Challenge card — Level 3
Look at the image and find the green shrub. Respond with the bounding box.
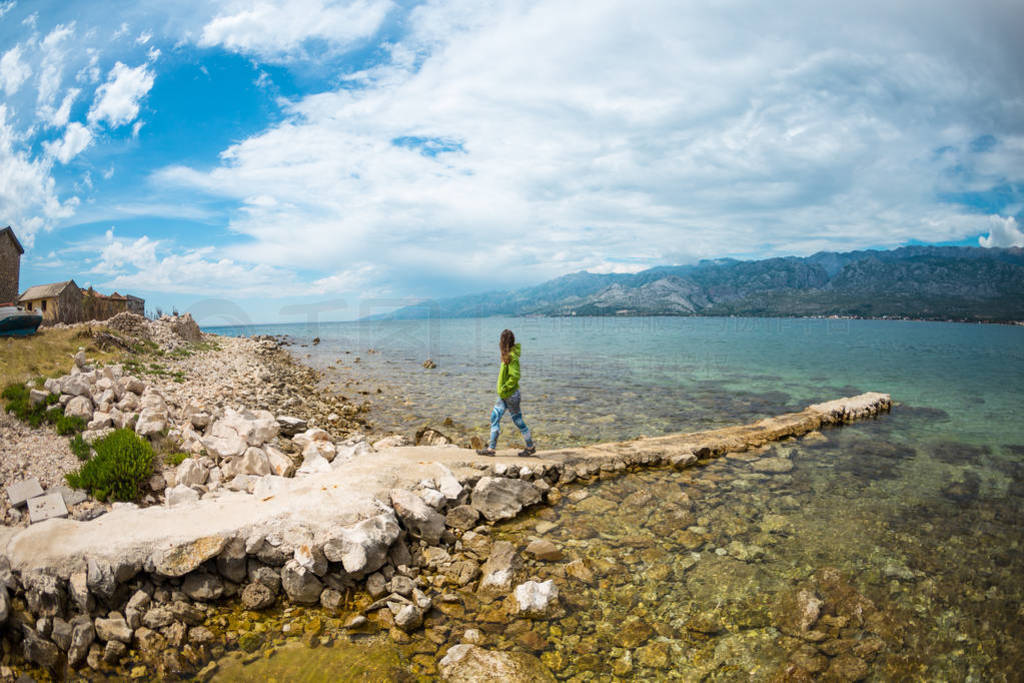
[1,383,28,402]
[69,434,92,461]
[55,414,86,436]
[165,452,189,466]
[65,429,154,502]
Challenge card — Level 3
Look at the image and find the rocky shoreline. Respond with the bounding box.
[0,319,892,683]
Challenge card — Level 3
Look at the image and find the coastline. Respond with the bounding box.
[0,308,893,681]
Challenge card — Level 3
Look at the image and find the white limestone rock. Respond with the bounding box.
[175,458,207,487]
[322,512,401,576]
[514,580,559,617]
[302,440,336,463]
[165,485,200,508]
[64,395,94,421]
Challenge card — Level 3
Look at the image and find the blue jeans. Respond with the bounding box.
[489,390,533,450]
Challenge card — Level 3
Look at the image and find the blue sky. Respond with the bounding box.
[1,0,1023,324]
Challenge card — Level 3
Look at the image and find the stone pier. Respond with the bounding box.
[0,392,891,673]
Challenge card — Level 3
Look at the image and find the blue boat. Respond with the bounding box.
[0,305,43,336]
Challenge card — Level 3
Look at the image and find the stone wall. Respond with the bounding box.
[0,233,19,305]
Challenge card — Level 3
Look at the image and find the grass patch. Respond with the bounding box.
[55,414,87,436]
[0,326,122,388]
[65,429,154,502]
[2,382,60,428]
[70,434,92,461]
[165,452,189,466]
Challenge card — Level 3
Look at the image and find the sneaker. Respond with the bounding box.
[475,448,496,456]
[518,446,537,456]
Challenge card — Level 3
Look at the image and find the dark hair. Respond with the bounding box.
[499,329,515,364]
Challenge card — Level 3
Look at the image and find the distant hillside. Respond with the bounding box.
[376,246,1024,322]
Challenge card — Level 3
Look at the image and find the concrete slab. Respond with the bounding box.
[6,478,44,507]
[27,492,68,524]
[57,486,89,507]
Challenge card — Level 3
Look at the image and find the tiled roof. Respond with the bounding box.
[20,280,75,301]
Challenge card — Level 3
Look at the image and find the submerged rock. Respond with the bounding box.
[440,645,555,682]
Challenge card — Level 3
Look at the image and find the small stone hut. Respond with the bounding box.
[82,287,145,320]
[19,280,85,325]
[0,226,24,305]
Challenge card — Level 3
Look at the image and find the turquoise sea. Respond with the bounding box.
[205,317,1024,679]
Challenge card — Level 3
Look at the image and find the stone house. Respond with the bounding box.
[0,226,24,305]
[19,280,85,325]
[82,287,145,320]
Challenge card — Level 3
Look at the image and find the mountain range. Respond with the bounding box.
[377,246,1024,322]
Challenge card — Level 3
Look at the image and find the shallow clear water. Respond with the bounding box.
[202,317,1024,679]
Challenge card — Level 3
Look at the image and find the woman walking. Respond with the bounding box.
[477,329,536,456]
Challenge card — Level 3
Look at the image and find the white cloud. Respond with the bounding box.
[0,1,15,19]
[0,104,78,247]
[979,216,1024,248]
[0,45,31,95]
[161,0,1024,294]
[42,121,93,164]
[49,87,79,127]
[91,230,368,297]
[199,0,393,60]
[36,23,75,120]
[135,30,152,45]
[87,61,155,128]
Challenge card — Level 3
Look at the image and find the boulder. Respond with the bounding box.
[293,428,330,450]
[297,453,332,475]
[415,426,453,446]
[152,535,228,577]
[446,505,480,531]
[216,537,248,583]
[471,477,542,521]
[182,572,225,601]
[323,512,401,576]
[67,616,95,666]
[95,614,133,643]
[0,585,8,624]
[294,543,328,576]
[439,644,556,683]
[265,446,296,478]
[61,375,92,397]
[372,435,412,449]
[241,582,276,610]
[65,395,94,421]
[29,388,49,406]
[176,458,207,487]
[276,415,307,436]
[420,487,446,510]
[165,484,200,507]
[135,407,167,438]
[393,604,424,632]
[237,447,272,476]
[208,407,279,447]
[478,541,520,595]
[86,558,117,601]
[125,376,146,394]
[302,440,337,463]
[515,580,559,617]
[25,571,66,617]
[390,489,445,544]
[22,627,61,669]
[436,465,463,500]
[280,559,323,604]
[525,539,563,562]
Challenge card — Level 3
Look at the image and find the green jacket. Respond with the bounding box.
[497,343,522,398]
